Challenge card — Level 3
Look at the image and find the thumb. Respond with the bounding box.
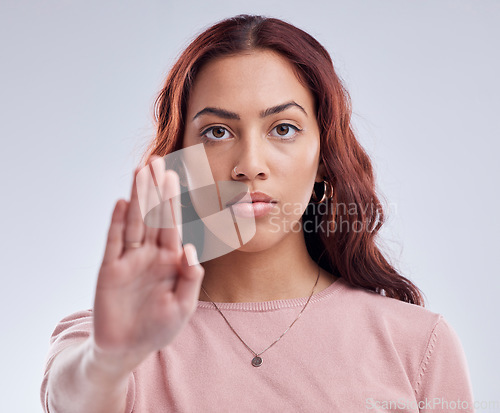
[175,244,204,308]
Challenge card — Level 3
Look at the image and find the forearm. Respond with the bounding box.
[46,337,131,413]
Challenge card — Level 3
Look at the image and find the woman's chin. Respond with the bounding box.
[233,230,286,253]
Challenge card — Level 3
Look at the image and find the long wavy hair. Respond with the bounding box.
[139,14,425,306]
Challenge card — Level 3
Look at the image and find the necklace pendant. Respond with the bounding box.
[251,356,263,367]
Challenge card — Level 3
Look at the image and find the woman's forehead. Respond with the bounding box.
[188,51,315,118]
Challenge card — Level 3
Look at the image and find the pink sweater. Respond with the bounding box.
[41,277,475,412]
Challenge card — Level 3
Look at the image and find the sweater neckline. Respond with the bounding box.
[196,276,347,312]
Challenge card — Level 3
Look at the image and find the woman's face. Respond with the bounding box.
[182,49,324,252]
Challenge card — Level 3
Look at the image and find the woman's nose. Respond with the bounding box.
[231,137,270,181]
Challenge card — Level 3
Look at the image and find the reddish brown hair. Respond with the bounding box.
[140,14,425,306]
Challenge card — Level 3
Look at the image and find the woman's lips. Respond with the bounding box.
[229,201,277,218]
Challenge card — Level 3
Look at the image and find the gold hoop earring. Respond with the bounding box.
[311,180,334,204]
[178,184,191,208]
[180,193,190,208]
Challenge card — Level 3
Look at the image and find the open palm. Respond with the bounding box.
[92,155,204,373]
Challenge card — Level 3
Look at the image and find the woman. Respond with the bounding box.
[41,14,475,412]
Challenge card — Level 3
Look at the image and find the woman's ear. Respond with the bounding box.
[178,171,188,188]
[315,161,326,183]
[175,162,188,188]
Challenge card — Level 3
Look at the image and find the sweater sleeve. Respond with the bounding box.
[40,310,136,413]
[413,314,475,412]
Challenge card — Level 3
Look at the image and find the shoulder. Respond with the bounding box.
[336,279,447,368]
[337,278,440,327]
[46,309,94,356]
[336,279,471,393]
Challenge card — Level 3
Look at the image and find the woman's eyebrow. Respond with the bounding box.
[191,101,307,121]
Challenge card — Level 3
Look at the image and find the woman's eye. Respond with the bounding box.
[269,123,301,139]
[200,126,231,142]
[200,123,302,144]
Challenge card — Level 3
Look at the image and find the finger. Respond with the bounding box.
[143,155,164,245]
[158,169,183,254]
[175,244,204,311]
[124,166,146,248]
[101,199,128,265]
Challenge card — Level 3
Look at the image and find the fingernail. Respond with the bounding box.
[186,244,199,266]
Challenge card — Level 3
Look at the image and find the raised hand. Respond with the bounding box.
[92,155,205,375]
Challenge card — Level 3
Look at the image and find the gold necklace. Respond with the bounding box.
[200,263,321,367]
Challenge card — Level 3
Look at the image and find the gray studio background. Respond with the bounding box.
[1,0,498,411]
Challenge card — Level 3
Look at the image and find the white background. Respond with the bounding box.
[1,0,498,411]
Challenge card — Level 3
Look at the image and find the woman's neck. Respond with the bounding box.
[197,228,337,303]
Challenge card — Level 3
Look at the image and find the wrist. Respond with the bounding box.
[82,336,135,388]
